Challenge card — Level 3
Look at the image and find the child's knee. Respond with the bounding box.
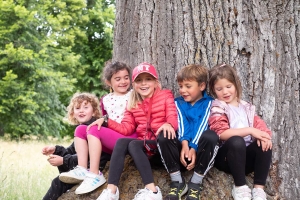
[74,125,88,140]
[156,131,174,144]
[202,130,219,143]
[227,136,246,150]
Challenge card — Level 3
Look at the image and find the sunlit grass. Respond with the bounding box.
[0,138,70,200]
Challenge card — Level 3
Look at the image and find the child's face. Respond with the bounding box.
[133,73,158,99]
[214,78,238,106]
[178,79,205,105]
[108,69,130,95]
[73,100,94,124]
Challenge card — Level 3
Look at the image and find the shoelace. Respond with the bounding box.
[236,187,251,197]
[98,189,118,200]
[72,166,86,176]
[168,188,177,195]
[102,189,109,197]
[81,174,100,187]
[188,189,199,198]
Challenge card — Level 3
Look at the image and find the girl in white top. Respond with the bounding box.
[102,91,131,123]
[59,61,137,195]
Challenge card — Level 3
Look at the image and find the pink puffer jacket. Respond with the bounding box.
[208,99,272,138]
[107,88,178,140]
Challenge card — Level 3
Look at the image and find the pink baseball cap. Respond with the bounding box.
[132,62,158,81]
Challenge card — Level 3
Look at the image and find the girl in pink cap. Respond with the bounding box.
[95,62,178,200]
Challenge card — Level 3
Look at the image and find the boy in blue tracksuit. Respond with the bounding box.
[157,64,219,200]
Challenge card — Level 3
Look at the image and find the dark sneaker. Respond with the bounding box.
[186,182,203,200]
[164,179,188,200]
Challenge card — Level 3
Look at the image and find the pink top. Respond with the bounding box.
[107,88,178,140]
[209,99,272,145]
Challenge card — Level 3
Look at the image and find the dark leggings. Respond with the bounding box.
[157,130,219,175]
[107,138,156,186]
[214,136,272,186]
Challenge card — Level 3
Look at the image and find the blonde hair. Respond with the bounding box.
[127,80,162,110]
[65,92,101,125]
[208,64,242,99]
[177,64,208,86]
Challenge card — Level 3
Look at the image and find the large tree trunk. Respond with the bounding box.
[113,0,300,199]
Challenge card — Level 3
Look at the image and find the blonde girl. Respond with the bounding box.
[59,61,137,195]
[96,62,178,200]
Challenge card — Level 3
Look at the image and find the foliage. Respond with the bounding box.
[73,0,115,98]
[0,0,114,138]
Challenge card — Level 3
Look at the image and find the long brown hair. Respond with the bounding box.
[208,64,242,100]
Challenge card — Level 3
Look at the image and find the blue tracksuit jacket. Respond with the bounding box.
[175,91,213,151]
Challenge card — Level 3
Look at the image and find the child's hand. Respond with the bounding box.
[180,141,196,170]
[186,148,196,171]
[257,139,272,151]
[87,118,104,131]
[47,155,63,166]
[156,123,176,139]
[42,146,55,155]
[180,141,189,167]
[251,128,271,142]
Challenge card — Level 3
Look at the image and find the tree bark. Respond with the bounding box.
[113,0,300,199]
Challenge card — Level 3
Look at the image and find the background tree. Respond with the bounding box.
[58,0,115,137]
[72,0,115,97]
[112,0,300,199]
[0,0,114,138]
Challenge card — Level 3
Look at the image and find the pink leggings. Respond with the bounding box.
[74,125,137,154]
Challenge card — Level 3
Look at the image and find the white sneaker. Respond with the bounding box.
[232,185,252,200]
[252,188,267,200]
[133,186,162,200]
[97,188,119,200]
[75,172,106,194]
[59,165,88,184]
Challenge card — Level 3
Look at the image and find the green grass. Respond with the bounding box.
[0,138,70,200]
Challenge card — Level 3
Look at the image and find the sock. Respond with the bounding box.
[190,172,204,184]
[170,171,183,183]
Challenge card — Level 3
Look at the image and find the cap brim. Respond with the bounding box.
[133,72,158,81]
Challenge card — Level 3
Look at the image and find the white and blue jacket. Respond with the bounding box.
[175,91,213,151]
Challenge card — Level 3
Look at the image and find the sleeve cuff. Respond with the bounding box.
[189,143,198,151]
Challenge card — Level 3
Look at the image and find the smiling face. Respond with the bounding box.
[213,78,239,106]
[178,80,206,105]
[73,100,94,124]
[107,69,131,95]
[132,73,158,99]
